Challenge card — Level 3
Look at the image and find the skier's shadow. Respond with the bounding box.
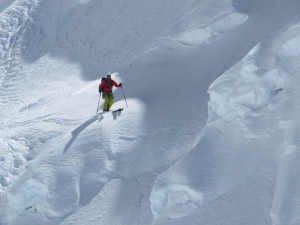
[63,110,122,154]
[63,115,103,154]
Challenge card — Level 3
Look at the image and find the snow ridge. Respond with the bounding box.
[0,0,38,109]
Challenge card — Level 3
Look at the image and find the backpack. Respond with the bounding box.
[101,77,113,89]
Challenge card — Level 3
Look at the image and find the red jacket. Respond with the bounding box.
[99,78,120,93]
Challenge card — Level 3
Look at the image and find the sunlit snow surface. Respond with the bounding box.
[1,0,300,225]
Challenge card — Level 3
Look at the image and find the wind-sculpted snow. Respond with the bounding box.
[0,0,41,198]
[207,55,286,124]
[279,27,300,58]
[174,12,248,46]
[150,14,300,225]
[1,0,300,225]
[0,0,38,109]
[269,24,300,225]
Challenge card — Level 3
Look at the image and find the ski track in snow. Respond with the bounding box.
[1,0,300,225]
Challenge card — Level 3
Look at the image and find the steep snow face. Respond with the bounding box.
[149,4,300,225]
[1,0,238,223]
[0,0,40,198]
[22,0,234,80]
[1,0,300,225]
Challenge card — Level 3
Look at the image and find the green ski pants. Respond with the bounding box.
[103,94,114,111]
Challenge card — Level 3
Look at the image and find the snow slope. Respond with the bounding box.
[1,0,300,224]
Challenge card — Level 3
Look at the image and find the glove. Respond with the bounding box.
[119,83,122,87]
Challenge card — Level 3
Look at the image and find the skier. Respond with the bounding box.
[98,74,122,111]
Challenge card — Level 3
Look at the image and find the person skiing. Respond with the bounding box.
[98,74,122,111]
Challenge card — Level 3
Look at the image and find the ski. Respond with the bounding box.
[112,108,123,113]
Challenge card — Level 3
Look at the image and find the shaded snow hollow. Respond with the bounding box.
[1,0,300,225]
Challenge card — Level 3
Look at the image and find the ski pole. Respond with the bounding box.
[121,86,128,108]
[96,92,101,113]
